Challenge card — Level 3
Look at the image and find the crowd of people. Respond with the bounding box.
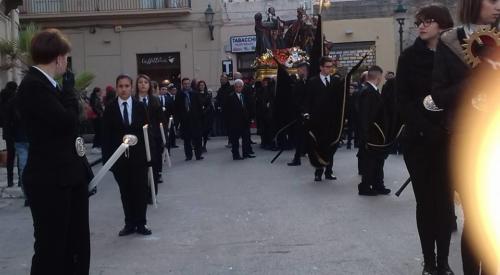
[0,0,498,274]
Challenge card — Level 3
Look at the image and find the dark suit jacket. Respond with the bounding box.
[102,98,148,172]
[18,67,87,187]
[224,92,252,133]
[174,89,203,138]
[305,75,346,146]
[358,84,389,148]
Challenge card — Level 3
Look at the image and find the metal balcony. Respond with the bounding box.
[19,0,191,19]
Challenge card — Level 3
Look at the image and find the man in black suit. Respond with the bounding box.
[304,57,344,182]
[175,77,204,161]
[225,79,256,160]
[288,62,309,166]
[164,84,178,149]
[357,65,391,196]
[18,29,91,275]
[102,75,152,236]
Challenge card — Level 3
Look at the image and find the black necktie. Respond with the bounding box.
[123,102,130,126]
[325,77,330,87]
[142,97,147,106]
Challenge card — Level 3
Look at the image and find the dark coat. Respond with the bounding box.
[291,77,308,118]
[430,27,471,132]
[305,75,346,146]
[199,91,215,132]
[101,98,149,172]
[175,89,203,138]
[396,38,448,144]
[224,92,253,133]
[18,67,88,187]
[4,95,28,143]
[358,83,390,148]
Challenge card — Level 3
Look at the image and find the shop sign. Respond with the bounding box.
[230,35,256,53]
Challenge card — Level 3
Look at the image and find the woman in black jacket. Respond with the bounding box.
[89,86,104,150]
[396,5,455,275]
[197,80,214,152]
[426,1,499,274]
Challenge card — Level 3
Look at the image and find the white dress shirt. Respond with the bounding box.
[33,66,58,88]
[320,74,331,87]
[118,96,133,124]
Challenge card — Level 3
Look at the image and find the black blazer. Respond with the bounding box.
[174,89,203,135]
[305,75,346,145]
[102,98,148,172]
[358,84,389,147]
[18,67,87,187]
[224,92,252,131]
[136,95,166,140]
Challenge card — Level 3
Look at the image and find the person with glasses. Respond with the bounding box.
[303,56,343,182]
[396,4,455,275]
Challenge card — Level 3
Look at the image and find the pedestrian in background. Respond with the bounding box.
[0,81,18,187]
[90,87,104,152]
[197,80,214,152]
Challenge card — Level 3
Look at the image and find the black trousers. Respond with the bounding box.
[182,135,202,159]
[113,166,148,227]
[403,142,454,266]
[168,126,177,147]
[315,145,337,177]
[92,118,102,148]
[25,182,90,275]
[359,146,387,190]
[229,127,252,157]
[6,138,15,185]
[292,122,305,161]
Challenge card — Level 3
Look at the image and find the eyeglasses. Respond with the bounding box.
[414,18,436,28]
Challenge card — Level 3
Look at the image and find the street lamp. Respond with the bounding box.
[394,0,407,54]
[204,4,215,41]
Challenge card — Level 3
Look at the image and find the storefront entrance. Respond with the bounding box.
[137,52,181,86]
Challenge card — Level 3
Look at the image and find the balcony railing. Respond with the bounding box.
[20,0,191,15]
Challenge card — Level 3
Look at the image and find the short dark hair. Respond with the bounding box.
[319,56,334,67]
[416,4,454,29]
[116,74,133,86]
[386,71,395,75]
[458,0,481,24]
[31,29,71,65]
[181,77,190,83]
[368,65,383,74]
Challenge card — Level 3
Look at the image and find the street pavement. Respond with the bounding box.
[0,137,464,275]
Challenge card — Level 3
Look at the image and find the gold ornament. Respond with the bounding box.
[463,27,500,68]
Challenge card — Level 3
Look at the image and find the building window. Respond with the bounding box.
[236,53,255,80]
[329,41,376,71]
[32,0,62,13]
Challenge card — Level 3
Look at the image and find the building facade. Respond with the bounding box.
[0,0,21,86]
[19,0,458,89]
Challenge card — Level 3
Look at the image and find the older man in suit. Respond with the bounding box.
[224,79,256,160]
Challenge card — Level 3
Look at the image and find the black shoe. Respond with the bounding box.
[243,154,256,159]
[185,157,192,161]
[7,182,13,188]
[136,225,152,235]
[171,145,179,148]
[422,265,437,275]
[314,175,322,182]
[358,187,378,196]
[346,145,352,150]
[225,144,232,148]
[119,226,136,236]
[325,174,337,180]
[375,187,391,195]
[287,160,301,166]
[233,156,244,160]
[24,200,29,207]
[196,156,204,160]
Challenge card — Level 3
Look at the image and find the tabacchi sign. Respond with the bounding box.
[230,35,256,53]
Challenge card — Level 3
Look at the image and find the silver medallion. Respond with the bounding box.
[75,137,86,157]
[423,95,443,112]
